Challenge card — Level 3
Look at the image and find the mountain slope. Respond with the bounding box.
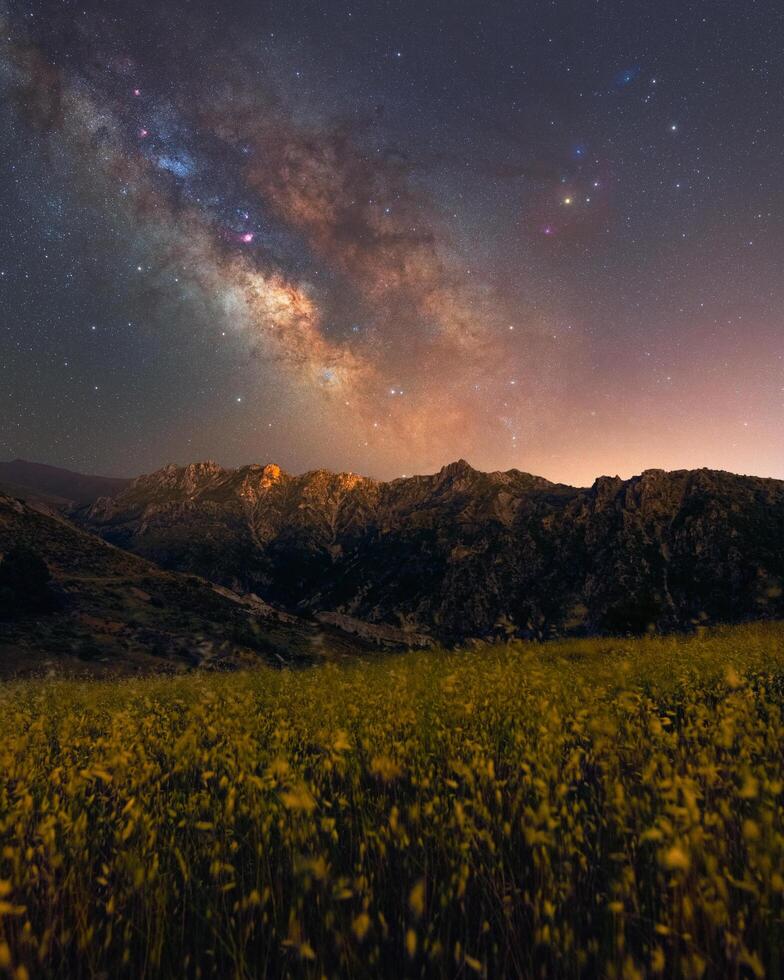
[0,492,383,677]
[81,460,784,642]
[0,458,131,508]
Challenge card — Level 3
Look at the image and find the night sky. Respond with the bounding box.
[1,0,783,485]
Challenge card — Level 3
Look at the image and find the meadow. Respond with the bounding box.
[1,623,783,978]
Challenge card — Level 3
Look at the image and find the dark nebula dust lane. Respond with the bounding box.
[1,0,783,484]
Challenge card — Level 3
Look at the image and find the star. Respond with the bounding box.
[615,66,639,87]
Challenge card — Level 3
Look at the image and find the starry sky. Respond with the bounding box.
[1,0,783,486]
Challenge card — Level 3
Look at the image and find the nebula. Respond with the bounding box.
[5,0,778,485]
[0,11,575,471]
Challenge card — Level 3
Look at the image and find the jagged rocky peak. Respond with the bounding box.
[180,460,225,490]
[437,459,477,482]
[298,467,375,493]
[190,459,224,476]
[243,462,284,482]
[336,470,369,490]
[135,459,225,488]
[434,459,552,492]
[237,463,285,502]
[590,474,625,501]
[628,468,690,508]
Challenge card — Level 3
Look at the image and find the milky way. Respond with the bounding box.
[1,1,782,484]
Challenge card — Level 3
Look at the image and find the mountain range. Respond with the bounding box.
[0,456,782,674]
[0,458,130,508]
[79,459,784,643]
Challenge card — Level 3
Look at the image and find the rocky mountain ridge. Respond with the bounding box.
[80,459,784,642]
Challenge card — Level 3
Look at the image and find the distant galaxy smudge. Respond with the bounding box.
[0,14,571,463]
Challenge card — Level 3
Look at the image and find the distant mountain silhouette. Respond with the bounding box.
[80,459,784,643]
[0,458,130,507]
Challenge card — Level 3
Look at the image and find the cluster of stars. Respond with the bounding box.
[0,0,781,486]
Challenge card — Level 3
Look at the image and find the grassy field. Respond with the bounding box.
[1,624,783,978]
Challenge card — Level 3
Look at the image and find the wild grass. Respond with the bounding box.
[1,622,783,978]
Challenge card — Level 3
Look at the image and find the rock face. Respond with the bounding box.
[80,460,784,643]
